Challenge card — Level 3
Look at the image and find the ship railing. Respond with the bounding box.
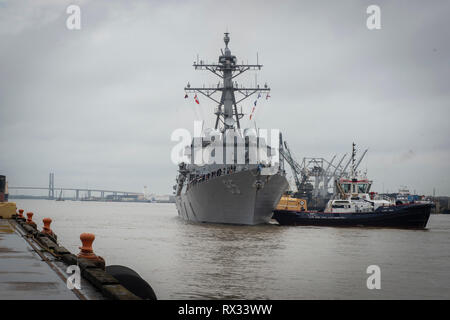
[186,165,241,188]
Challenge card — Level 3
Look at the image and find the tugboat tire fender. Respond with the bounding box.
[105,265,157,300]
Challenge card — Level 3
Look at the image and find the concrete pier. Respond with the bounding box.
[0,217,143,300]
[0,220,77,299]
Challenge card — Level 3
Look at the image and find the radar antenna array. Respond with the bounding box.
[184,33,270,131]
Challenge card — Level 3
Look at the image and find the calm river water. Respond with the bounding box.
[12,199,450,299]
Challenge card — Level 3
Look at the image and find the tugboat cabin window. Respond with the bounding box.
[358,183,368,193]
[342,184,351,193]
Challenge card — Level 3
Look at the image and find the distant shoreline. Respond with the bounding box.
[9,195,175,204]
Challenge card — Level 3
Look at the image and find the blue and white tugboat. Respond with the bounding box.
[272,144,432,229]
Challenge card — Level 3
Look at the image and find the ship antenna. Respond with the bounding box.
[184,32,270,131]
[224,32,230,48]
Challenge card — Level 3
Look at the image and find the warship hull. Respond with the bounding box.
[176,170,289,225]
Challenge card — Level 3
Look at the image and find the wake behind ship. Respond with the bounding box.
[174,33,289,225]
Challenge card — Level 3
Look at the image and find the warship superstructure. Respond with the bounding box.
[174,33,289,225]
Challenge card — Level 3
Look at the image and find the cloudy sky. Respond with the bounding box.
[0,0,449,196]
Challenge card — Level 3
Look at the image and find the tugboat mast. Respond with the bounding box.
[184,33,270,131]
[351,142,357,179]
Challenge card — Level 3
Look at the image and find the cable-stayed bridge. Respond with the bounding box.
[9,173,144,200]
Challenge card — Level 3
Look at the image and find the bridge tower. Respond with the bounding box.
[48,173,55,200]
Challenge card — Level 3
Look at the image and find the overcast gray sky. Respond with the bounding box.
[1,0,449,196]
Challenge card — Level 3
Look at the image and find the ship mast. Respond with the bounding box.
[351,142,356,179]
[184,33,270,131]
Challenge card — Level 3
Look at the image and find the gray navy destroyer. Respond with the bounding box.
[174,33,289,225]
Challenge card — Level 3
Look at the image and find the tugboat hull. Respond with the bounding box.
[272,203,432,229]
